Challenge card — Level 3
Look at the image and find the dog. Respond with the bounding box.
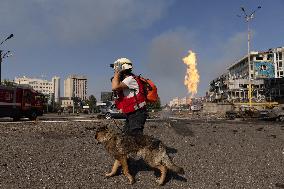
[95,126,184,185]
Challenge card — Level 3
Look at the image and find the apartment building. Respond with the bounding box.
[52,76,60,103]
[64,75,87,100]
[169,96,192,107]
[101,92,113,102]
[14,76,60,102]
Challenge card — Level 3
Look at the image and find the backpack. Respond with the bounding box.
[136,75,158,103]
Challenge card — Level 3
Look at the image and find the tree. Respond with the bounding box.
[87,95,97,113]
[72,97,81,112]
[2,79,15,86]
[53,102,61,112]
[42,94,50,113]
[146,97,161,111]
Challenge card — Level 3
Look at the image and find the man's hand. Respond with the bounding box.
[112,70,128,91]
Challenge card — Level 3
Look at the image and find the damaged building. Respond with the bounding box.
[207,47,284,103]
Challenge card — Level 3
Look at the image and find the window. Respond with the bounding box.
[279,61,282,68]
[256,56,263,60]
[279,53,282,60]
[267,54,273,60]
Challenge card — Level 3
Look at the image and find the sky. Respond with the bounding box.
[1,0,284,104]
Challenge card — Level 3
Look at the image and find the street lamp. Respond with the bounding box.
[237,6,261,107]
[0,34,14,84]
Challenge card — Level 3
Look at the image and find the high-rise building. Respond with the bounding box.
[64,75,87,100]
[101,91,113,102]
[52,76,60,103]
[14,76,60,102]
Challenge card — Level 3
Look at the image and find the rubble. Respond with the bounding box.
[0,118,283,188]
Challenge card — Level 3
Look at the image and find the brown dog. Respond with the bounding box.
[95,126,184,185]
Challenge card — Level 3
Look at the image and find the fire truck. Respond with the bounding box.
[0,85,45,121]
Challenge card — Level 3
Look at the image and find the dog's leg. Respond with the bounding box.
[105,159,121,177]
[156,165,167,185]
[120,157,134,184]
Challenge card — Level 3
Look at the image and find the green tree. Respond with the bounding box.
[87,95,97,113]
[2,79,15,86]
[53,102,61,112]
[72,97,82,112]
[146,97,161,111]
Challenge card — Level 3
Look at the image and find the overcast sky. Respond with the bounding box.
[1,0,284,104]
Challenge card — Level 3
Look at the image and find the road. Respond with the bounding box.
[0,115,283,188]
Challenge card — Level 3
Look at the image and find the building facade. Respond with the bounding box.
[228,47,284,80]
[52,76,60,103]
[169,96,192,107]
[169,97,180,107]
[208,46,284,103]
[64,75,87,100]
[272,47,284,78]
[14,76,60,102]
[60,97,74,108]
[101,92,113,102]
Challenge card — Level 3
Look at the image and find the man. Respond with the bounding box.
[111,58,147,136]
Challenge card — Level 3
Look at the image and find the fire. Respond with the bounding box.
[182,50,200,98]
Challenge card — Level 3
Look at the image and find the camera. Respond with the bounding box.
[109,63,122,72]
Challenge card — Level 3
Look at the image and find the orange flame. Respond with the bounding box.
[182,50,200,98]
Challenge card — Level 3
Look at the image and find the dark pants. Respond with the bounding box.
[123,108,147,136]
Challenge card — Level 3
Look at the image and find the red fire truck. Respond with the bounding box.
[0,85,44,121]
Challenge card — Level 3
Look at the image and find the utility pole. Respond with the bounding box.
[238,6,261,107]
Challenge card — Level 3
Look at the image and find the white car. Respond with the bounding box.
[100,104,126,119]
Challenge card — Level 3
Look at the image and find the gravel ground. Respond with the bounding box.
[0,118,283,189]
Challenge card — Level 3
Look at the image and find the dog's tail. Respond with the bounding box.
[162,153,185,174]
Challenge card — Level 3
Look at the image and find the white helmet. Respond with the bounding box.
[114,57,133,71]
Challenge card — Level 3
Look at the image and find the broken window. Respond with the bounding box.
[267,54,273,60]
[256,56,263,60]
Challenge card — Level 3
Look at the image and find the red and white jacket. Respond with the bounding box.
[115,76,146,114]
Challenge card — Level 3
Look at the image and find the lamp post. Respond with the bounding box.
[0,34,14,84]
[238,6,261,107]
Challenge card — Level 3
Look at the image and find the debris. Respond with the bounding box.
[275,183,284,188]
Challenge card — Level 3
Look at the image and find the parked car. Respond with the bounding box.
[100,103,126,119]
[259,105,284,121]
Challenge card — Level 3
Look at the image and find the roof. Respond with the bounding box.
[227,51,259,70]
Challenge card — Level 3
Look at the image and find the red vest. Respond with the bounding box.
[115,76,146,114]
